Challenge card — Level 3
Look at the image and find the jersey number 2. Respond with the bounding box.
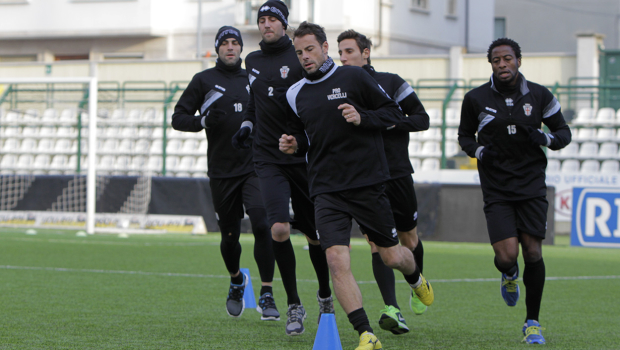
[507,125,517,135]
[268,86,274,96]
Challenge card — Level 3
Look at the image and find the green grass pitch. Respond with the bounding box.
[0,228,618,349]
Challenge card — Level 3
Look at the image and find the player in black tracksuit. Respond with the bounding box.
[458,38,571,345]
[171,27,279,321]
[279,22,434,349]
[338,29,431,334]
[230,1,332,336]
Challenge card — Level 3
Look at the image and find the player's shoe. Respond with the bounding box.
[410,290,428,315]
[225,273,247,318]
[355,331,383,350]
[378,305,409,335]
[256,292,280,321]
[522,320,546,344]
[501,264,520,307]
[285,303,307,336]
[316,291,335,324]
[411,274,434,306]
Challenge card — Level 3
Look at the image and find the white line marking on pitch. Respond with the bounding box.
[0,265,618,284]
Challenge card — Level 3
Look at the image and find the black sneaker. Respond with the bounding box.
[285,304,307,336]
[256,293,280,321]
[225,273,246,318]
[316,290,335,324]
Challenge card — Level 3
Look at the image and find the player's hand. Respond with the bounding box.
[527,126,551,147]
[479,143,498,164]
[203,108,227,128]
[338,103,360,126]
[279,134,298,154]
[232,126,251,149]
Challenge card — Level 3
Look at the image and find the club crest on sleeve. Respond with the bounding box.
[280,66,290,79]
[523,103,533,116]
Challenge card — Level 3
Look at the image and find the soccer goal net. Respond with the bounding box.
[0,77,208,234]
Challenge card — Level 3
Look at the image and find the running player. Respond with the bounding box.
[171,26,278,320]
[338,29,430,335]
[458,38,571,345]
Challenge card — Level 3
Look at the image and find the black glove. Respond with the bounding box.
[231,126,251,149]
[479,143,498,164]
[203,108,226,128]
[527,126,551,147]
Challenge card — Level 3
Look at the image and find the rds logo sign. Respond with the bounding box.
[571,188,620,248]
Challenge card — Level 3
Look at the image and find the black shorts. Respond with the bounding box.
[315,184,399,250]
[385,175,418,232]
[209,172,264,223]
[254,161,316,239]
[483,197,548,244]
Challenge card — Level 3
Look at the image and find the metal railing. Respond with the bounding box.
[1,77,617,172]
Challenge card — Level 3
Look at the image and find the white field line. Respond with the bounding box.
[0,265,618,284]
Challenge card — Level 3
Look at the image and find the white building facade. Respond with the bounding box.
[0,0,494,62]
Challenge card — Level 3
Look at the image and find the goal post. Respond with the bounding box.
[0,76,98,234]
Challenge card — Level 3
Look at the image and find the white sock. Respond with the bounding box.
[410,276,422,289]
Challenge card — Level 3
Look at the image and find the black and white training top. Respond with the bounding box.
[243,36,306,165]
[363,65,430,179]
[171,60,254,179]
[286,63,404,198]
[458,74,572,202]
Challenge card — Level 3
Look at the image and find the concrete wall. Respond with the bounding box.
[495,0,620,52]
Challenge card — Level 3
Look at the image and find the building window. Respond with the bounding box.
[446,0,456,16]
[55,54,90,61]
[411,0,428,10]
[0,55,36,62]
[494,17,506,39]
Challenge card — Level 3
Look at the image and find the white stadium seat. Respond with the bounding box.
[427,108,442,126]
[595,107,616,126]
[572,108,596,126]
[408,141,421,155]
[147,156,163,171]
[420,158,440,171]
[150,140,163,154]
[596,128,616,141]
[574,128,595,142]
[22,126,38,137]
[444,141,459,157]
[547,159,561,172]
[420,141,442,157]
[2,138,20,151]
[166,139,183,155]
[16,154,34,169]
[117,139,134,153]
[578,142,599,158]
[197,139,208,153]
[410,158,421,171]
[444,128,459,140]
[445,108,460,127]
[195,156,208,172]
[420,127,442,141]
[134,139,150,154]
[581,160,600,173]
[561,159,580,172]
[598,142,618,159]
[176,156,196,171]
[601,160,620,173]
[42,108,59,122]
[21,138,37,153]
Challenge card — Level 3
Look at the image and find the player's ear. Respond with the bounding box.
[362,48,370,60]
[323,40,329,55]
[517,57,521,69]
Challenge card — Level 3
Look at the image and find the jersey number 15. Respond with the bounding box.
[507,125,517,135]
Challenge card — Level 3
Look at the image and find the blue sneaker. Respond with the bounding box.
[522,320,546,344]
[500,265,520,306]
[226,273,247,317]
